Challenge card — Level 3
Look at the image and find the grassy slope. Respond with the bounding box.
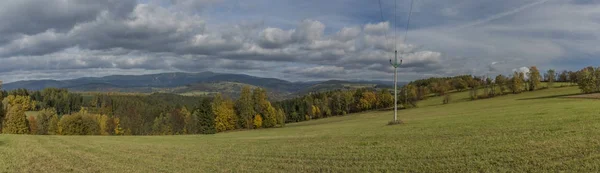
[2,86,600,172]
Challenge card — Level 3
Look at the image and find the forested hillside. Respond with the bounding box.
[0,66,595,136]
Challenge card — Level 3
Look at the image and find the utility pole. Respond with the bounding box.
[390,50,402,122]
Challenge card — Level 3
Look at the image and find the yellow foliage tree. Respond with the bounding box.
[253,114,263,129]
[213,94,236,132]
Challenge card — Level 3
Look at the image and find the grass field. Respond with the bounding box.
[2,86,600,172]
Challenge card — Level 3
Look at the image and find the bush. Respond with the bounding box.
[58,112,101,135]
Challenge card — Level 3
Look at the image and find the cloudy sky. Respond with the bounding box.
[0,0,598,83]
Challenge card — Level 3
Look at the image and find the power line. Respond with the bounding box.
[378,0,392,58]
[404,0,415,44]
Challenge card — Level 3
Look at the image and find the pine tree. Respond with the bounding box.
[195,98,215,134]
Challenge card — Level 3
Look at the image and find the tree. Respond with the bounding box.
[97,114,112,135]
[545,69,556,88]
[451,78,468,91]
[262,105,278,128]
[152,113,173,135]
[509,72,525,94]
[235,86,255,129]
[253,114,262,128]
[213,94,236,132]
[468,78,480,100]
[495,75,507,94]
[399,84,418,108]
[195,98,215,134]
[2,95,31,134]
[376,89,393,109]
[528,66,542,91]
[559,70,569,82]
[28,116,38,135]
[577,67,596,93]
[36,108,57,135]
[58,111,100,135]
[48,113,59,135]
[182,106,197,134]
[357,91,377,111]
[276,108,286,127]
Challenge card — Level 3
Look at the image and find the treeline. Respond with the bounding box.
[0,86,290,135]
[0,66,588,135]
[275,88,393,122]
[398,66,567,105]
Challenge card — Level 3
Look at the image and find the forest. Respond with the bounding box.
[0,66,594,136]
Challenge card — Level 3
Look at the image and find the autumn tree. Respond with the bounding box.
[213,94,236,132]
[252,88,276,128]
[58,111,101,135]
[28,116,38,134]
[97,114,112,135]
[253,114,262,128]
[528,66,542,91]
[181,106,197,134]
[152,113,173,135]
[262,105,277,128]
[2,95,32,134]
[509,72,525,94]
[376,89,393,109]
[357,91,377,111]
[235,86,255,129]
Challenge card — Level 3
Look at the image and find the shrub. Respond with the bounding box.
[58,112,101,135]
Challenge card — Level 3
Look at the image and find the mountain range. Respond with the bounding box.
[2,72,402,100]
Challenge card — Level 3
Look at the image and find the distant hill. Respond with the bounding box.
[3,72,397,100]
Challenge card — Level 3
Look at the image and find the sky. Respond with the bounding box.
[0,0,599,83]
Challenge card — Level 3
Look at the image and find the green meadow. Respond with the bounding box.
[2,86,600,172]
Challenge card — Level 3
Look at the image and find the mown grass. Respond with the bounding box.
[2,86,600,172]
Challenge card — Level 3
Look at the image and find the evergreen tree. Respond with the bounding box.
[235,86,255,129]
[194,98,215,134]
